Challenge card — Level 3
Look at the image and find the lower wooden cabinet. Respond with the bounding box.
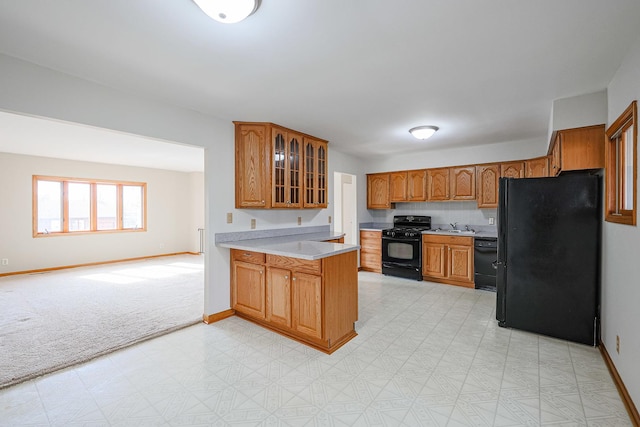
[266,267,292,328]
[359,230,382,272]
[232,258,266,319]
[422,235,474,287]
[230,249,357,353]
[292,272,323,339]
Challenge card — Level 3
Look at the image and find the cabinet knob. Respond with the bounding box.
[260,271,263,275]
[261,200,265,203]
[293,277,296,281]
[284,275,288,279]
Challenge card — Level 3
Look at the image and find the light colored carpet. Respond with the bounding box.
[0,254,204,389]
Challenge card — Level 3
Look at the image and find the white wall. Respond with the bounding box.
[552,90,608,131]
[0,152,197,272]
[603,35,640,407]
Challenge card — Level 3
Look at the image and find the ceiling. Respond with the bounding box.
[1,1,640,169]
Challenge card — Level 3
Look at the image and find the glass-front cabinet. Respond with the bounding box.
[272,127,302,208]
[304,137,328,208]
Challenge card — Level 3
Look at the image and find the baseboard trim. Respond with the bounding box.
[202,309,235,324]
[599,342,640,425]
[0,252,199,277]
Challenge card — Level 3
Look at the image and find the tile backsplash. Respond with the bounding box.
[368,201,497,228]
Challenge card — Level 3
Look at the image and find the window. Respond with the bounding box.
[33,176,146,236]
[605,101,637,225]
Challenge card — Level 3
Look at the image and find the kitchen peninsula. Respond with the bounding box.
[217,230,359,353]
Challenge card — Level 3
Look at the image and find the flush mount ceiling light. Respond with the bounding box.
[193,0,260,24]
[409,125,439,140]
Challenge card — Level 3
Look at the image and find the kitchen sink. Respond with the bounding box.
[429,229,476,235]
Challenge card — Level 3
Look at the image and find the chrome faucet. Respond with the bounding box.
[449,222,458,230]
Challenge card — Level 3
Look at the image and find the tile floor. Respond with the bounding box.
[0,272,631,426]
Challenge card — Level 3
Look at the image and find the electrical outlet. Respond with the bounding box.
[328,215,332,224]
[489,217,495,225]
[226,213,233,224]
[298,217,302,225]
[251,219,256,229]
[616,335,620,353]
[1,258,8,266]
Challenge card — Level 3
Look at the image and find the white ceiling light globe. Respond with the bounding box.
[409,126,439,140]
[193,0,259,24]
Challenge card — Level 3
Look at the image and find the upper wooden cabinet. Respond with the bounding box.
[525,157,549,178]
[364,125,605,209]
[389,170,428,202]
[500,161,525,179]
[451,166,476,200]
[407,169,428,201]
[272,126,302,208]
[367,173,393,209]
[428,168,450,201]
[235,123,270,208]
[303,137,328,208]
[549,124,605,176]
[389,171,408,202]
[234,122,328,209]
[476,164,500,209]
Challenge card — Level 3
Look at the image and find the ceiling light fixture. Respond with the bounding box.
[409,125,439,140]
[193,0,260,24]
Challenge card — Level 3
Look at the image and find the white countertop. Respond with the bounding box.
[217,232,359,260]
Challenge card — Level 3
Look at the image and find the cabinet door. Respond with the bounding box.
[476,164,500,209]
[551,135,561,176]
[427,168,450,201]
[235,124,269,208]
[407,169,427,201]
[501,161,525,179]
[451,166,476,200]
[448,245,473,283]
[389,171,408,202]
[303,138,328,208]
[525,157,549,178]
[360,230,382,272]
[266,267,292,328]
[558,125,605,172]
[272,127,302,208]
[423,242,447,279]
[367,173,391,209]
[232,261,266,319]
[292,272,323,340]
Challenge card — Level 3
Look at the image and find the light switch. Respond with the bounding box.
[251,219,256,229]
[226,213,233,224]
[298,217,302,225]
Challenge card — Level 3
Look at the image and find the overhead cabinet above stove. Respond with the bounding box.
[235,122,328,209]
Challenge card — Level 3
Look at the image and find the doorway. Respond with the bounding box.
[333,172,358,245]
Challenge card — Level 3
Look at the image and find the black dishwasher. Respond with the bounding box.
[474,237,497,291]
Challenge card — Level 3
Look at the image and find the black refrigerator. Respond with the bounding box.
[495,173,601,346]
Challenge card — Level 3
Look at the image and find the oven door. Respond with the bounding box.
[382,237,421,268]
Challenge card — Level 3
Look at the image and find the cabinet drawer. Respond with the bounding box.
[360,230,382,240]
[231,249,266,264]
[422,235,473,246]
[361,252,381,268]
[267,254,322,274]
